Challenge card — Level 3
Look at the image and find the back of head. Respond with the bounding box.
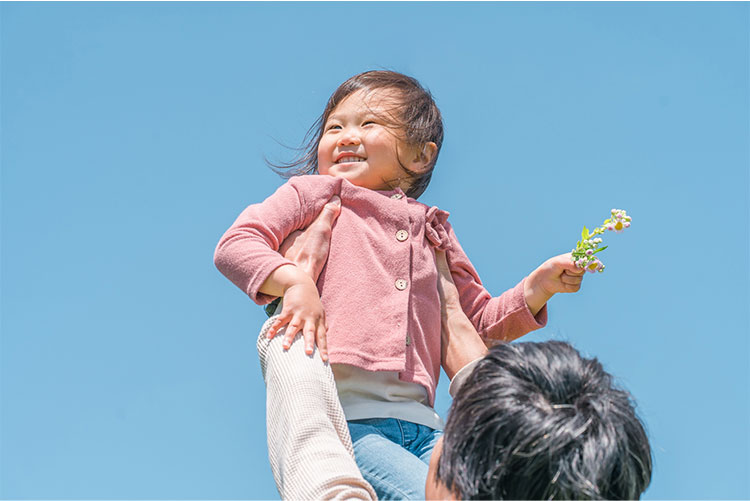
[437,341,652,500]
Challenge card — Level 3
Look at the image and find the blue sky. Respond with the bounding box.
[1,2,748,499]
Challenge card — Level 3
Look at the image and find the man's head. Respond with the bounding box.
[427,341,652,500]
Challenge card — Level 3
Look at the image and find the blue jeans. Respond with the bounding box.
[347,418,443,500]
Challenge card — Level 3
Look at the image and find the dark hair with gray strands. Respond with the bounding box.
[438,341,652,500]
[268,70,444,199]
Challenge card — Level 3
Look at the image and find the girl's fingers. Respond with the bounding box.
[561,271,584,292]
[267,314,289,339]
[316,323,328,363]
[558,253,585,274]
[283,319,302,349]
[303,325,315,356]
[562,271,584,285]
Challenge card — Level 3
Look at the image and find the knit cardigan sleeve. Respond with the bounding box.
[444,222,547,343]
[214,176,336,304]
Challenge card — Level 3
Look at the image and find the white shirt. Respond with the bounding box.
[332,364,445,430]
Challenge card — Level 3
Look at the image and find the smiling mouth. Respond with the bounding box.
[335,156,365,164]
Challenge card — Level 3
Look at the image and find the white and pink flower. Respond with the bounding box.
[571,209,631,273]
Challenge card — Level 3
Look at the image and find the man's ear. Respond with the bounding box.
[408,141,438,173]
[425,436,459,500]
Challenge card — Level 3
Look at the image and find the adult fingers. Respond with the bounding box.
[318,195,342,225]
[436,251,463,309]
[307,196,342,244]
[279,230,304,258]
[435,250,450,275]
[299,196,341,281]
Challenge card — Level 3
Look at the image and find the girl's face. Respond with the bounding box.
[318,89,427,192]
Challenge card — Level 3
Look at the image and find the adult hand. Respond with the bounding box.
[269,195,342,362]
[436,250,488,380]
[280,195,342,282]
[524,252,585,316]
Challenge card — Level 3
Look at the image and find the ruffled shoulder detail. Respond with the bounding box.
[425,206,452,251]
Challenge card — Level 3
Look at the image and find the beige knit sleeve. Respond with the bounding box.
[257,315,377,500]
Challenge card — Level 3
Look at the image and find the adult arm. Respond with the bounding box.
[276,207,490,389]
[443,222,548,344]
[443,222,583,344]
[258,318,376,500]
[435,250,488,381]
[215,177,341,358]
[257,195,376,500]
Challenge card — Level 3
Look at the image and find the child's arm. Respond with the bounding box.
[443,223,583,344]
[214,176,340,360]
[265,195,342,361]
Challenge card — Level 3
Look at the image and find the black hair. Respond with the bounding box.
[437,341,652,500]
[268,70,444,199]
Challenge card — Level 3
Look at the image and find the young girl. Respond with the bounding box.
[215,70,584,499]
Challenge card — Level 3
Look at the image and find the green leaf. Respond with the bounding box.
[592,246,608,254]
[582,226,590,241]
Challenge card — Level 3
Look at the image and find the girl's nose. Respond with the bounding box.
[337,130,361,146]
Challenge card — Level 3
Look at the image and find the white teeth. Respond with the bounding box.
[336,156,364,164]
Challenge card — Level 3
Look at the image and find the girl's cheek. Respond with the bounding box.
[316,148,328,171]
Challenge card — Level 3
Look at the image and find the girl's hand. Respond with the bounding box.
[524,253,585,316]
[260,260,328,361]
[262,196,341,363]
[267,278,329,362]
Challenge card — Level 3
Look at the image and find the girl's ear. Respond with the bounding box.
[409,141,438,172]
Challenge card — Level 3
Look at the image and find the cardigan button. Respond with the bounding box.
[395,229,409,241]
[395,278,408,290]
[390,193,403,200]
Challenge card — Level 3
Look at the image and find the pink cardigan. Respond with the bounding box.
[214,175,546,405]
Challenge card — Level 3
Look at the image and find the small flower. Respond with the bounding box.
[573,209,629,274]
[586,258,604,273]
[612,209,630,223]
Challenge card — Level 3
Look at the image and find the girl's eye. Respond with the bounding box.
[363,120,376,126]
[326,124,342,131]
